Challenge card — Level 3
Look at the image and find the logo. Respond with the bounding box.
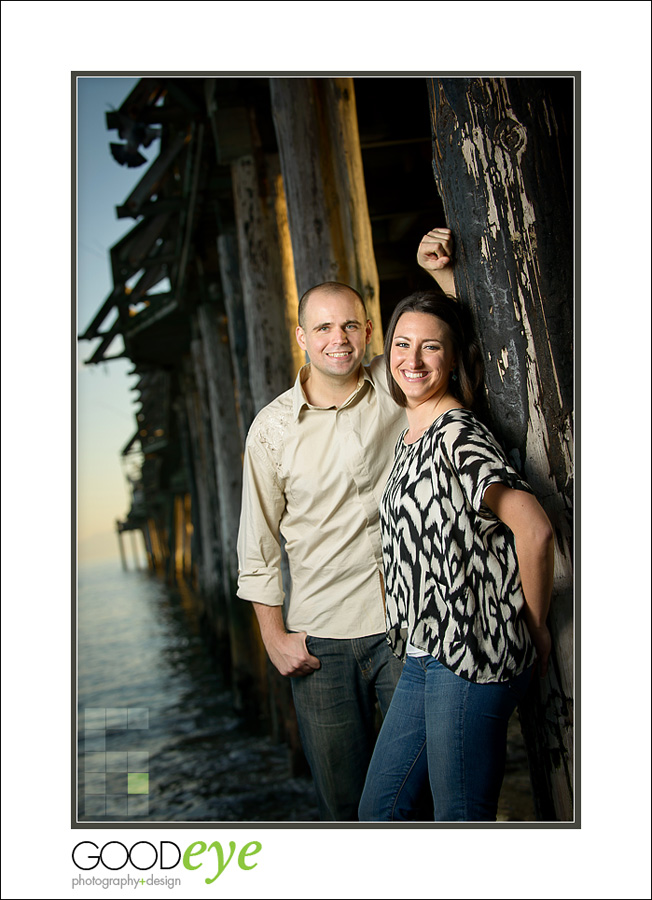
[72,840,263,886]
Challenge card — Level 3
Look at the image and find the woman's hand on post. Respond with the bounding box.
[417,227,453,270]
[417,228,456,296]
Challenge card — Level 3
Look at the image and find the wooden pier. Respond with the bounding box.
[80,75,575,820]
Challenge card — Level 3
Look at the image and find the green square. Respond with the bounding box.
[128,773,149,794]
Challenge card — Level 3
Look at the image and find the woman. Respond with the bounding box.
[358,290,554,822]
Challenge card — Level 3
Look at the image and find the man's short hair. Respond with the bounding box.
[298,282,367,329]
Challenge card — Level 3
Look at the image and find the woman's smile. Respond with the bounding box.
[400,370,428,380]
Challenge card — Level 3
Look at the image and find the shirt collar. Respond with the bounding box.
[292,363,374,420]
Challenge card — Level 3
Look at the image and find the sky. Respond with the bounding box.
[2,3,650,897]
[77,77,148,565]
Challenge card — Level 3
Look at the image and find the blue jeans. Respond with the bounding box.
[290,633,403,821]
[358,655,533,822]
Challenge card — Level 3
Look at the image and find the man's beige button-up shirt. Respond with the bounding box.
[237,356,407,639]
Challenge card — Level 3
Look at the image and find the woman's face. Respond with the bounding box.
[390,312,457,407]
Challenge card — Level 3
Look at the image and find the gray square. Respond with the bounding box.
[85,795,106,816]
[84,708,106,730]
[106,708,128,730]
[85,752,106,772]
[128,795,149,816]
[106,773,128,794]
[106,752,128,772]
[85,772,106,795]
[105,795,129,817]
[128,752,149,772]
[104,730,128,752]
[84,732,106,752]
[128,708,149,729]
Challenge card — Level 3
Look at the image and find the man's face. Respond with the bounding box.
[296,289,372,381]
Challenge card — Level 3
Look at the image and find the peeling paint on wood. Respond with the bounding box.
[429,77,575,821]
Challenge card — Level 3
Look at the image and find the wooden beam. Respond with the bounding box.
[119,131,189,218]
[216,232,255,442]
[79,285,123,340]
[270,78,383,356]
[231,152,300,411]
[428,76,574,821]
[84,315,122,364]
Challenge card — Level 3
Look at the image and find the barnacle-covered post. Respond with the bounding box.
[428,76,575,820]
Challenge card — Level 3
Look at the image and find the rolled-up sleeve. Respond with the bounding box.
[236,438,286,607]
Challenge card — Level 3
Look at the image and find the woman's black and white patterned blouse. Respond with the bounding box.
[380,407,537,684]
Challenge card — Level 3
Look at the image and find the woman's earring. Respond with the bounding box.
[451,369,458,382]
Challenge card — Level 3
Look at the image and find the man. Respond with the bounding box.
[237,231,453,821]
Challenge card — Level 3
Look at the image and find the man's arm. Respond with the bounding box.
[237,432,321,678]
[417,227,456,297]
[251,602,321,677]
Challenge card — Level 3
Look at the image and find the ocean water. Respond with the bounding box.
[76,560,534,823]
[76,560,318,823]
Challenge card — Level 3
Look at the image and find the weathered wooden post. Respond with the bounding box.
[116,521,127,571]
[204,76,305,739]
[195,300,268,715]
[215,233,255,441]
[141,525,154,572]
[229,143,306,761]
[428,76,574,820]
[186,336,228,636]
[129,531,140,569]
[270,78,384,355]
[145,518,164,574]
[231,153,302,409]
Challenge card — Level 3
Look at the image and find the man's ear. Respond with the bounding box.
[365,319,373,345]
[296,325,307,351]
